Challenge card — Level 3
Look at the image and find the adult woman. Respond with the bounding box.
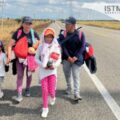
[7,16,40,102]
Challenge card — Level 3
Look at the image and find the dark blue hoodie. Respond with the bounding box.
[58,30,86,66]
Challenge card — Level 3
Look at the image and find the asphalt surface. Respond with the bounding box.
[0,22,120,120]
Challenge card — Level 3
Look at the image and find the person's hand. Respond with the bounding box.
[45,67,49,69]
[6,57,11,64]
[45,66,54,70]
[67,57,74,63]
[73,56,78,62]
[28,47,36,54]
[49,65,54,70]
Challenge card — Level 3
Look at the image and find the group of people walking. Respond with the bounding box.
[0,16,86,118]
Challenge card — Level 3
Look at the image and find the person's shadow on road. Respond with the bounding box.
[56,89,81,104]
[0,103,40,116]
[0,86,79,117]
[0,86,42,116]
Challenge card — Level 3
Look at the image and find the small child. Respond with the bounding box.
[0,40,8,98]
[35,28,61,118]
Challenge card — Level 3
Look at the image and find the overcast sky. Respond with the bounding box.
[0,0,120,20]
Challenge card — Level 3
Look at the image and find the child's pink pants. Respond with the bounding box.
[41,75,56,108]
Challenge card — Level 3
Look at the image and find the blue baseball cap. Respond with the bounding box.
[22,16,32,24]
[65,16,76,25]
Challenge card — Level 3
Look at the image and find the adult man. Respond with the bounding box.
[58,16,86,101]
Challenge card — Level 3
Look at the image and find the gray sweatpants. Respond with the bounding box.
[63,60,81,96]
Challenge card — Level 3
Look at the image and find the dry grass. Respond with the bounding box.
[78,21,120,30]
[0,19,51,47]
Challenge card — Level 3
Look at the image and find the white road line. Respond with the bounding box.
[84,65,120,120]
[56,22,120,120]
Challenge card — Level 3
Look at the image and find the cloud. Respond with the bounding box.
[3,0,120,19]
[82,2,120,20]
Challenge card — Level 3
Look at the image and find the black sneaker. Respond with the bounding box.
[25,89,30,97]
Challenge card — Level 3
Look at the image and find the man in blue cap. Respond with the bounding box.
[58,16,86,101]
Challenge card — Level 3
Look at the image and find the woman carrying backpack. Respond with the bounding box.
[7,16,40,103]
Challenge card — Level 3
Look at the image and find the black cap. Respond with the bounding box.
[65,16,76,25]
[22,16,32,24]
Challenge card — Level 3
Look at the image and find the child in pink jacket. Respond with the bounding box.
[35,28,61,118]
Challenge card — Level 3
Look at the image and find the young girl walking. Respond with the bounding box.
[35,28,61,118]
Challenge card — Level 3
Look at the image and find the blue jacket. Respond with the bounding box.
[58,30,86,66]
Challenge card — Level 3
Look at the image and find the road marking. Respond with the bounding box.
[56,22,120,120]
[84,64,120,120]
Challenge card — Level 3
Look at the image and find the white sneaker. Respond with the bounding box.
[12,94,23,103]
[0,91,4,98]
[41,108,49,118]
[74,94,82,101]
[49,97,56,106]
